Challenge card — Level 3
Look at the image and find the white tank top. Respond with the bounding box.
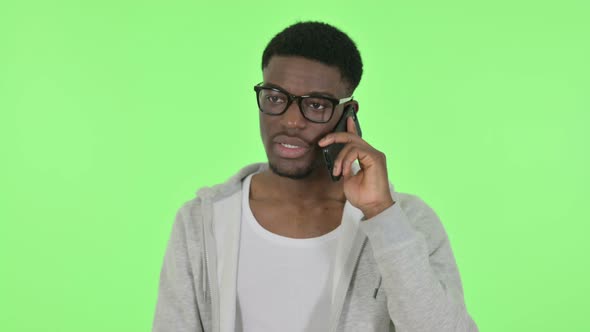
[236,173,342,332]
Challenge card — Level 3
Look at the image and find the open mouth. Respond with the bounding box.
[274,142,309,159]
[280,143,302,149]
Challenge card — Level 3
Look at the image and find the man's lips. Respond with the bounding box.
[273,135,310,148]
[272,135,311,159]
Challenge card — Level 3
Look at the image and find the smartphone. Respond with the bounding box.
[322,105,362,182]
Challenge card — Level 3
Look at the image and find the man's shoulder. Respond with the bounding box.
[173,162,267,226]
[395,192,435,217]
[190,162,268,203]
[393,192,449,247]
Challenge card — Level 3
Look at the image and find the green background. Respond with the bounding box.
[1,0,588,331]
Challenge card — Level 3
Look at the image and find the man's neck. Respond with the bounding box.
[249,168,346,237]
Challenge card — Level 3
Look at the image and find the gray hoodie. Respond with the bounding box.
[153,163,478,332]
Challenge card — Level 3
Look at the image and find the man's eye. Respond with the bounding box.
[305,99,331,111]
[267,96,285,104]
[309,103,326,110]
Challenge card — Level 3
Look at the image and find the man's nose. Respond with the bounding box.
[279,101,306,129]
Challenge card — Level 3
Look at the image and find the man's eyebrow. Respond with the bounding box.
[263,82,337,98]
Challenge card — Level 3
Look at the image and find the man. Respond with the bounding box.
[153,21,478,332]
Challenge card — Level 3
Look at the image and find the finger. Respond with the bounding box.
[340,145,383,177]
[333,143,361,177]
[331,141,352,176]
[341,148,364,177]
[318,132,363,147]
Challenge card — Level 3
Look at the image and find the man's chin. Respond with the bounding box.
[269,162,314,180]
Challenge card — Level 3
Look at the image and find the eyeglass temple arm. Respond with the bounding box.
[338,96,354,105]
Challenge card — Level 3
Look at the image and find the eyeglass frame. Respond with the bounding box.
[253,82,354,124]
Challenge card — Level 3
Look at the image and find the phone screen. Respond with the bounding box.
[322,105,362,181]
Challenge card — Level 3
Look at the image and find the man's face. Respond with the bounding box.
[259,55,352,179]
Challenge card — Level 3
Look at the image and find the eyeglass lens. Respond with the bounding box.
[258,89,333,123]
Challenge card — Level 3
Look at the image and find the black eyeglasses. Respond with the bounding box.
[253,82,353,123]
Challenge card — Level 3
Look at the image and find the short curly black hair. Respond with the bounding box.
[262,21,363,93]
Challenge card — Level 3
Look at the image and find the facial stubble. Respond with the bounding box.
[268,147,325,180]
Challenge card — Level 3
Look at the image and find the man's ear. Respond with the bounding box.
[351,101,359,113]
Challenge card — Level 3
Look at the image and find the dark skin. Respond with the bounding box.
[251,56,394,239]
